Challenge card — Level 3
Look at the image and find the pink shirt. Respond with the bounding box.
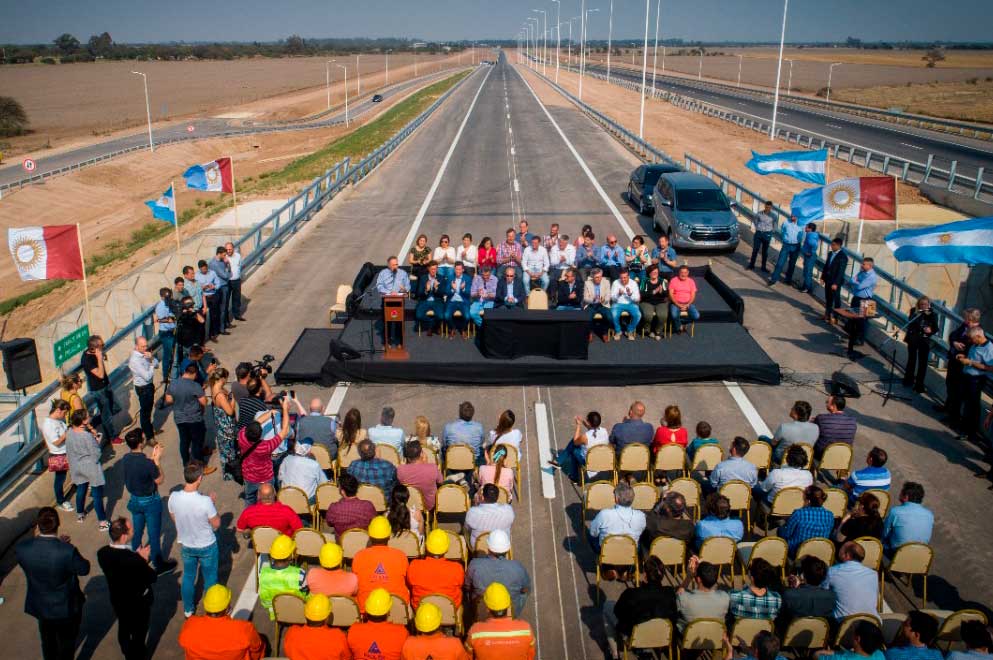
[668,277,697,305]
[397,463,442,510]
[477,465,515,502]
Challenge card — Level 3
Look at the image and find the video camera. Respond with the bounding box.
[250,354,276,378]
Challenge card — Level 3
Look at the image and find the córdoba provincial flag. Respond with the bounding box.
[884,216,993,266]
[145,184,177,225]
[790,177,896,224]
[7,225,84,281]
[746,148,827,184]
[183,157,233,193]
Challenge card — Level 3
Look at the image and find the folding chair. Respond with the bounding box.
[293,528,327,567]
[433,483,470,529]
[500,445,522,494]
[738,535,788,581]
[584,481,617,522]
[618,443,651,482]
[374,444,400,467]
[795,537,835,567]
[583,444,617,486]
[388,595,411,625]
[822,488,848,520]
[278,486,314,525]
[356,483,387,512]
[444,444,478,479]
[743,441,773,471]
[762,487,805,534]
[654,444,688,480]
[310,444,334,473]
[719,480,753,532]
[865,489,891,518]
[328,596,361,627]
[782,616,830,653]
[422,593,464,635]
[699,536,736,586]
[632,482,659,511]
[884,542,934,607]
[834,615,881,649]
[496,485,512,504]
[817,443,853,481]
[596,534,639,604]
[272,593,306,654]
[388,530,423,559]
[668,477,702,520]
[340,528,370,564]
[677,619,725,660]
[251,526,280,581]
[406,485,426,513]
[731,619,774,646]
[422,446,440,465]
[315,482,342,533]
[624,618,673,660]
[690,444,724,474]
[527,288,549,310]
[329,284,352,324]
[648,536,687,584]
[930,609,989,652]
[440,528,468,566]
[666,310,696,338]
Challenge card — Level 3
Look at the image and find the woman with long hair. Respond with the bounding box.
[477,236,497,269]
[407,415,439,453]
[66,408,108,530]
[836,491,884,545]
[550,411,608,482]
[488,409,521,452]
[408,234,432,280]
[42,399,74,511]
[208,367,238,480]
[335,408,366,470]
[477,446,515,503]
[652,404,688,453]
[388,484,423,540]
[60,374,85,415]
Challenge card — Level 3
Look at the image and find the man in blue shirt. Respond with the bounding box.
[608,401,653,450]
[598,235,626,281]
[819,620,886,660]
[957,326,993,448]
[767,214,803,286]
[367,406,405,455]
[825,542,880,620]
[375,257,411,347]
[651,235,679,277]
[848,258,878,348]
[846,447,891,502]
[442,401,485,460]
[208,247,232,333]
[588,482,646,553]
[884,611,943,660]
[154,287,178,382]
[882,482,934,554]
[196,259,224,341]
[799,223,820,293]
[694,493,744,550]
[709,436,758,491]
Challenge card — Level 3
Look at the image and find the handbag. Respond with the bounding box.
[47,454,69,472]
[224,436,264,485]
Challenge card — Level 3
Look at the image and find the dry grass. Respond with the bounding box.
[831,79,993,123]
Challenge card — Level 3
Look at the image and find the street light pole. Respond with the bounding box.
[131,71,154,152]
[552,0,561,83]
[736,54,743,87]
[579,0,587,99]
[568,17,579,67]
[651,0,661,93]
[355,54,362,95]
[533,9,547,76]
[606,0,614,83]
[385,50,390,85]
[826,62,842,102]
[335,63,349,127]
[639,0,650,139]
[769,0,789,140]
[785,58,794,95]
[698,51,703,80]
[325,60,333,109]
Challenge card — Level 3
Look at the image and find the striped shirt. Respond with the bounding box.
[813,412,857,453]
[848,466,891,498]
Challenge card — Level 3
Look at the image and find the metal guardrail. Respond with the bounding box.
[0,66,477,493]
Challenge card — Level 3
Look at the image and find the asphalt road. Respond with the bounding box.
[0,53,990,659]
[586,63,993,181]
[0,68,459,190]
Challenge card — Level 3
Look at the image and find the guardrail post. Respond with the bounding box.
[975,167,986,200]
[901,162,910,182]
[864,151,874,169]
[923,154,934,183]
[881,156,891,175]
[947,161,958,191]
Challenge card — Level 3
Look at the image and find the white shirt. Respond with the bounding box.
[464,502,516,547]
[168,489,218,549]
[611,279,641,304]
[489,428,522,452]
[549,243,576,268]
[590,505,647,544]
[433,246,457,266]
[228,250,242,279]
[42,417,68,455]
[278,454,328,500]
[521,246,550,275]
[128,350,158,387]
[457,244,478,269]
[759,466,813,499]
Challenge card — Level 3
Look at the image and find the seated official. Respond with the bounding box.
[610,268,641,340]
[415,261,447,336]
[583,268,612,340]
[652,235,679,277]
[496,228,522,278]
[599,235,625,280]
[555,268,583,310]
[549,234,576,283]
[376,256,411,347]
[444,261,473,337]
[668,265,700,334]
[576,233,600,274]
[496,266,526,308]
[469,265,498,326]
[625,235,651,281]
[521,235,550,293]
[639,265,669,340]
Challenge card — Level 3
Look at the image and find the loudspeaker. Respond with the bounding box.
[329,339,361,361]
[829,370,861,398]
[1,338,43,391]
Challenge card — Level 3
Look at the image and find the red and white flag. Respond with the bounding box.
[7,225,84,281]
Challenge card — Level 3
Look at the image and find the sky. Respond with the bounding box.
[2,0,991,45]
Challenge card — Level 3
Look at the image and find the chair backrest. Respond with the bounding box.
[585,445,616,475]
[278,486,312,518]
[375,444,400,466]
[252,526,281,557]
[422,446,440,465]
[599,535,638,568]
[835,615,881,648]
[310,444,333,471]
[698,536,736,567]
[783,617,831,649]
[654,444,687,472]
[719,480,752,513]
[406,486,426,512]
[340,528,370,562]
[668,478,702,514]
[632,483,659,511]
[356,484,387,512]
[388,595,410,625]
[744,441,773,470]
[890,542,934,575]
[388,530,423,559]
[793,443,814,469]
[629,618,673,651]
[823,488,848,519]
[315,482,342,513]
[796,537,835,566]
[422,594,460,628]
[854,536,884,572]
[819,443,854,472]
[444,444,477,472]
[748,536,789,570]
[527,288,549,310]
[585,481,617,514]
[475,532,492,556]
[436,483,470,515]
[442,529,468,565]
[865,489,891,518]
[618,443,651,474]
[337,441,362,470]
[336,284,352,305]
[769,487,806,517]
[328,596,361,627]
[681,619,726,650]
[691,444,725,472]
[649,536,686,568]
[935,610,989,648]
[499,445,520,471]
[293,529,325,560]
[496,486,512,504]
[273,593,307,626]
[731,619,774,646]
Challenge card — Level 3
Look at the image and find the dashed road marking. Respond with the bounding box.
[513,178,520,192]
[900,142,925,150]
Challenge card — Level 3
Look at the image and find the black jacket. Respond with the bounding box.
[613,583,678,637]
[555,280,582,308]
[905,309,938,346]
[948,322,972,361]
[416,272,448,302]
[97,546,157,613]
[495,277,526,307]
[822,249,848,286]
[15,535,90,621]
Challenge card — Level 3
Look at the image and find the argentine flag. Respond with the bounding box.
[144,185,176,225]
[746,148,828,184]
[885,216,993,266]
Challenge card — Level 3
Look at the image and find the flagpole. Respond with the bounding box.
[75,223,93,332]
[856,219,864,255]
[171,181,181,255]
[229,155,240,233]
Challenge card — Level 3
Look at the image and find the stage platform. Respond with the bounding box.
[275,321,781,387]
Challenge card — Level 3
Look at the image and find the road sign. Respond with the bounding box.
[22,158,36,172]
[53,324,90,367]
[187,125,195,133]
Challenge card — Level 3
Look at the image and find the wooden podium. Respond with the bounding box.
[383,295,409,360]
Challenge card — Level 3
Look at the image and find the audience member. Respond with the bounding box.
[306,542,358,598]
[80,334,122,445]
[295,397,337,460]
[813,395,857,457]
[847,447,891,501]
[518,219,537,247]
[353,517,410,611]
[588,482,647,554]
[258,534,307,620]
[583,267,612,340]
[599,234,625,280]
[466,484,516,548]
[325,473,377,537]
[522,235,550,293]
[758,444,813,504]
[282,593,351,660]
[947,621,993,660]
[625,234,651,280]
[695,493,745,550]
[710,436,759,490]
[42,399,73,512]
[348,589,409,660]
[415,261,447,336]
[496,228,523,277]
[434,234,457,279]
[239,403,291,505]
[154,287,179,382]
[404,602,472,660]
[66,409,109,530]
[348,439,398,496]
[165,362,211,470]
[730,558,782,620]
[279,438,328,503]
[408,529,465,608]
[669,265,700,334]
[653,404,688,452]
[884,612,943,660]
[882,482,934,553]
[470,265,498,326]
[477,236,497,270]
[609,401,653,450]
[387,483,423,541]
[825,541,880,620]
[576,233,600,273]
[59,373,85,417]
[837,492,884,545]
[639,264,669,339]
[543,223,561,250]
[489,409,522,452]
[610,556,677,644]
[676,558,730,632]
[168,461,221,618]
[235,483,304,537]
[465,529,532,619]
[610,268,641,339]
[724,629,786,660]
[408,234,432,280]
[121,430,175,574]
[224,242,245,321]
[496,266,526,308]
[178,585,265,660]
[815,620,885,660]
[196,258,224,341]
[551,411,608,482]
[446,260,473,336]
[208,368,238,481]
[555,267,583,309]
[768,400,818,464]
[778,485,835,555]
[336,407,367,459]
[549,234,576,282]
[687,421,719,459]
[458,232,478,270]
[643,491,696,548]
[478,447,516,500]
[465,583,536,658]
[652,234,679,277]
[97,517,158,660]
[398,441,443,510]
[407,414,440,452]
[442,401,486,459]
[779,556,836,621]
[128,336,158,442]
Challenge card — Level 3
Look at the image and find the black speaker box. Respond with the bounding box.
[829,370,861,398]
[1,338,43,391]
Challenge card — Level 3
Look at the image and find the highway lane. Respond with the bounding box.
[0,67,463,190]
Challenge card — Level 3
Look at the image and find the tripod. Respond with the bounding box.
[872,313,919,407]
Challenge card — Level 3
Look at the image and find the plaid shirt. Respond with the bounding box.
[325,497,377,537]
[347,458,397,496]
[780,505,836,554]
[496,241,522,267]
[730,588,782,620]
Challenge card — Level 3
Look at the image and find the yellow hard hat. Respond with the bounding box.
[483,582,512,612]
[304,594,332,622]
[365,588,392,616]
[425,529,450,556]
[368,515,392,540]
[319,542,344,569]
[269,534,296,560]
[414,602,442,633]
[203,584,232,614]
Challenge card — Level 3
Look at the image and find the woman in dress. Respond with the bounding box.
[477,236,497,270]
[335,408,366,471]
[433,234,457,280]
[65,409,109,530]
[477,446,515,503]
[388,484,424,541]
[457,233,478,273]
[60,374,85,416]
[407,415,440,454]
[42,399,74,511]
[652,405,688,453]
[488,410,521,452]
[408,234,432,280]
[208,367,237,481]
[550,411,608,482]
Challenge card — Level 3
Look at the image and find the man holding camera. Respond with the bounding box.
[82,335,123,446]
[175,295,205,371]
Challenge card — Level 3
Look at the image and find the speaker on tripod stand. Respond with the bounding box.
[829,370,861,398]
[1,338,42,392]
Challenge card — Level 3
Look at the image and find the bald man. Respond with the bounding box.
[236,483,304,536]
[609,401,654,450]
[295,398,338,461]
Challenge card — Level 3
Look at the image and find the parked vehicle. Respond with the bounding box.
[626,163,681,215]
[652,172,739,251]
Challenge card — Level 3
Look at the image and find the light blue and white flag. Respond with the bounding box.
[884,216,993,265]
[746,148,828,184]
[144,184,176,225]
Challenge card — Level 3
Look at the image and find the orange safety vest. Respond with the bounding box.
[466,617,536,660]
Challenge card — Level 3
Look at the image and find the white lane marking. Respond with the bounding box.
[825,123,844,130]
[507,113,511,119]
[509,127,513,134]
[231,567,258,620]
[511,147,516,156]
[900,142,925,150]
[514,67,637,241]
[723,381,772,438]
[534,402,556,498]
[522,386,543,657]
[324,382,350,415]
[513,178,520,192]
[397,65,493,258]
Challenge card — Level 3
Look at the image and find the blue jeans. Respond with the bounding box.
[556,441,585,482]
[53,469,68,505]
[76,483,106,521]
[158,331,176,381]
[92,385,118,442]
[669,304,700,332]
[469,301,494,326]
[611,303,642,333]
[769,243,799,283]
[523,273,548,293]
[801,252,816,291]
[181,542,219,614]
[128,494,164,566]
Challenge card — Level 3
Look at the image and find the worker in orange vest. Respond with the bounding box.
[352,516,410,612]
[407,529,464,608]
[347,588,409,660]
[400,602,470,660]
[178,584,266,660]
[282,593,352,660]
[465,583,536,660]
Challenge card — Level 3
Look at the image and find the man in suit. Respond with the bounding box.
[583,267,613,340]
[495,266,526,308]
[444,261,474,337]
[97,517,158,660]
[555,268,583,310]
[415,260,447,336]
[15,507,90,660]
[820,237,848,323]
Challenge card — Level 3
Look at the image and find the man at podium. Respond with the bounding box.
[376,256,410,347]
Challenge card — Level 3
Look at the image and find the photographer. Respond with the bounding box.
[81,335,122,446]
[238,398,291,505]
[236,377,269,430]
[175,295,205,369]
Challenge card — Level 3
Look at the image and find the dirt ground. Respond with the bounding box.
[830,79,993,123]
[517,62,925,210]
[0,50,479,155]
